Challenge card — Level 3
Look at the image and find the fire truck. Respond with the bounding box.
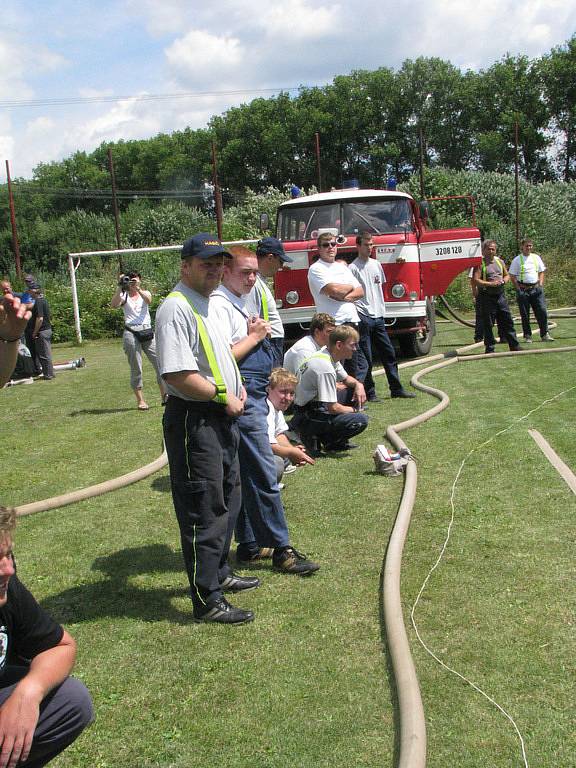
[266,187,481,356]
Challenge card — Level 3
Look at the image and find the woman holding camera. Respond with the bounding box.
[111,272,166,410]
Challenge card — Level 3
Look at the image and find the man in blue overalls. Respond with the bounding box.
[210,245,320,576]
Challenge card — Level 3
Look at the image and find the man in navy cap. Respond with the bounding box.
[244,237,292,367]
[155,233,257,625]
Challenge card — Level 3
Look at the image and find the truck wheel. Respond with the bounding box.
[398,298,436,357]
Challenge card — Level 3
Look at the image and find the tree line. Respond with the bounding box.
[1,36,575,274]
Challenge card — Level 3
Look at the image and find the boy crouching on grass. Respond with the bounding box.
[0,506,93,768]
[267,368,315,483]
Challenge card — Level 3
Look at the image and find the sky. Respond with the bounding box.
[1,0,575,183]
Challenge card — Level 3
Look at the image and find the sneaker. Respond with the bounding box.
[236,544,274,563]
[391,390,416,399]
[523,335,533,343]
[220,573,261,593]
[194,597,254,624]
[273,547,320,575]
[485,347,495,354]
[541,333,554,341]
[283,463,298,474]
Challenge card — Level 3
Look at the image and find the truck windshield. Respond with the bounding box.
[277,198,413,241]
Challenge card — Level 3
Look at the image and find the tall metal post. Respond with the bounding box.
[315,132,322,192]
[68,254,83,344]
[514,121,520,250]
[419,127,426,199]
[107,147,123,271]
[5,160,22,278]
[211,140,224,240]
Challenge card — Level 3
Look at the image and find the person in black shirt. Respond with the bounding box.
[27,285,54,380]
[0,506,93,767]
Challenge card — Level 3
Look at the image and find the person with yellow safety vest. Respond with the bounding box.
[244,237,292,367]
[472,239,521,354]
[155,233,256,626]
[508,238,553,342]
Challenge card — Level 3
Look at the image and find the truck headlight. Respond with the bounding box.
[391,283,406,298]
[286,291,299,305]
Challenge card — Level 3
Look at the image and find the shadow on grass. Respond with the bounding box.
[151,475,171,493]
[69,407,135,416]
[40,544,193,625]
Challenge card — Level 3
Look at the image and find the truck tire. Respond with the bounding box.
[398,298,436,357]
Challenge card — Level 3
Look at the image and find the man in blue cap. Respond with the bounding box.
[155,233,257,625]
[244,237,292,367]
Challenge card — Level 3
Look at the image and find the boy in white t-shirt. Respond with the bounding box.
[267,368,315,481]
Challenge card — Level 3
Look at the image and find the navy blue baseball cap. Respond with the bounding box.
[256,237,293,263]
[181,233,231,260]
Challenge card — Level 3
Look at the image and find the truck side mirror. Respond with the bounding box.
[418,201,430,222]
[259,213,270,232]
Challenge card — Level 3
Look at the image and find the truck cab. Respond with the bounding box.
[272,188,481,356]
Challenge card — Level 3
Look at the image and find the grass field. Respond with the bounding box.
[1,315,575,768]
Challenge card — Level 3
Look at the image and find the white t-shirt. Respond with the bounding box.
[294,351,338,406]
[284,335,346,381]
[307,259,360,324]
[349,257,386,318]
[508,253,546,284]
[245,276,284,339]
[266,399,289,444]
[122,292,151,328]
[154,281,242,402]
[209,285,249,345]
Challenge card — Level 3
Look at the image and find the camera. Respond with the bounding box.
[118,275,131,290]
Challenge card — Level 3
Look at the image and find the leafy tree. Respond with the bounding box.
[539,35,576,181]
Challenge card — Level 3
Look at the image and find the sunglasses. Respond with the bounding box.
[320,241,337,248]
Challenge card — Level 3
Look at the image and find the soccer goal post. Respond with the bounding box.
[67,239,258,344]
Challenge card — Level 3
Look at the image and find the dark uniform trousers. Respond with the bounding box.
[356,312,403,397]
[478,289,520,351]
[163,397,240,611]
[516,284,548,338]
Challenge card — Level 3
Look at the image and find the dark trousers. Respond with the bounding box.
[293,404,368,449]
[234,375,291,549]
[478,291,519,351]
[163,398,240,611]
[474,298,505,343]
[356,313,403,397]
[516,286,548,337]
[0,670,93,768]
[34,329,54,378]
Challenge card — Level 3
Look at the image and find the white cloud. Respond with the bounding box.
[260,0,342,39]
[165,29,245,87]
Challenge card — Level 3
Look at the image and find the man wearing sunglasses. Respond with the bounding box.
[307,232,364,325]
[307,231,365,379]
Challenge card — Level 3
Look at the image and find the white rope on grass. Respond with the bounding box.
[410,383,576,768]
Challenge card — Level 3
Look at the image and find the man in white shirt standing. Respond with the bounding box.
[508,238,553,342]
[307,231,364,378]
[245,237,292,367]
[349,233,415,400]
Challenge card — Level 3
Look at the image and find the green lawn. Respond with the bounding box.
[2,316,575,768]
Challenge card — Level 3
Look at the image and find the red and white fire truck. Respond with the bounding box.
[267,187,481,356]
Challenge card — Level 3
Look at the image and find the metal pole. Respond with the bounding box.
[419,127,426,199]
[514,121,520,250]
[211,140,223,240]
[107,147,123,271]
[315,132,322,192]
[68,254,82,344]
[5,160,22,278]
